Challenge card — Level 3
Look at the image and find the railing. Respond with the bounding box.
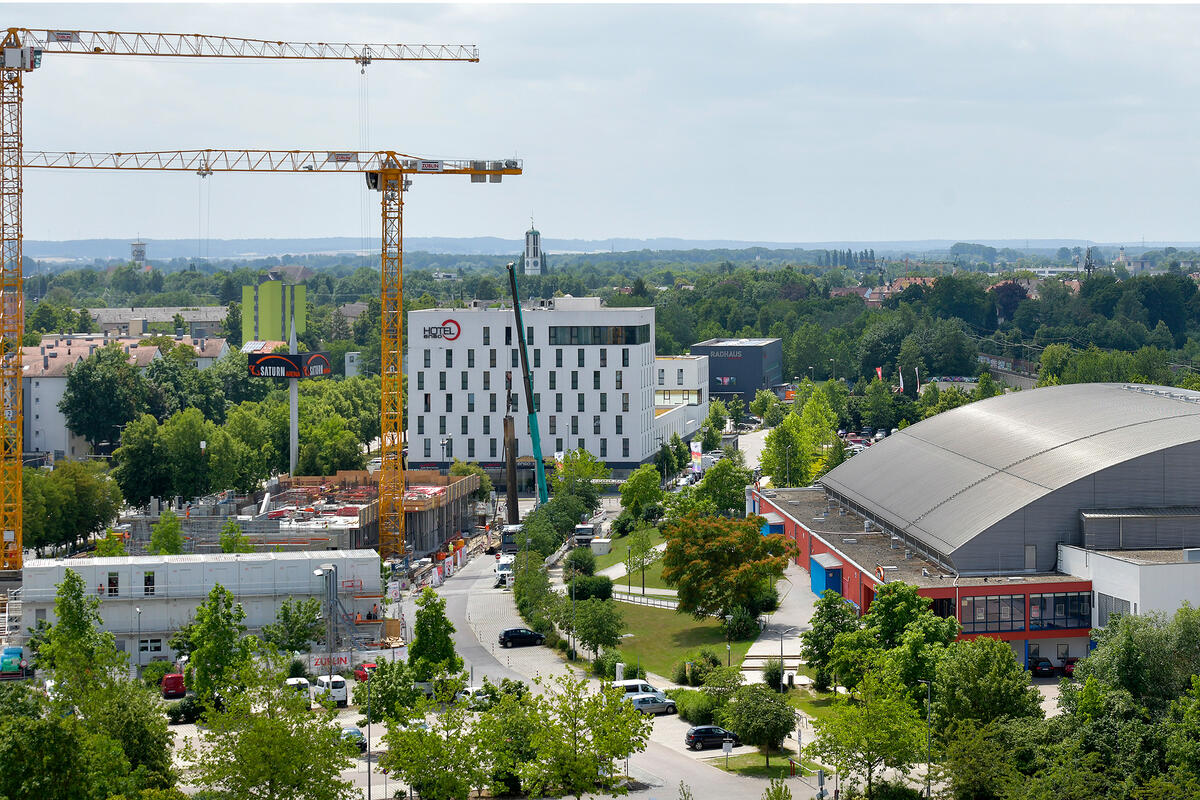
[612,591,678,611]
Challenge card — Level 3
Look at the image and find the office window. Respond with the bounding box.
[483,372,490,390]
[616,416,623,434]
[527,326,534,345]
[556,349,563,368]
[424,440,432,458]
[571,371,579,390]
[556,437,564,452]
[578,394,586,412]
[571,416,579,435]
[616,370,623,390]
[490,439,497,458]
[549,372,556,390]
[467,393,475,413]
[424,350,431,368]
[622,348,629,367]
[677,368,684,385]
[600,394,607,412]
[578,438,586,450]
[600,439,607,457]
[549,416,557,434]
[622,438,630,458]
[593,415,601,434]
[483,417,490,435]
[594,371,601,390]
[578,349,585,368]
[445,439,453,458]
[600,350,608,368]
[489,393,497,413]
[512,393,519,412]
[424,394,431,413]
[461,417,468,435]
[505,326,512,345]
[139,638,163,654]
[534,393,541,412]
[658,368,665,386]
[468,351,475,369]
[959,595,1026,634]
[439,372,446,391]
[417,418,425,435]
[107,572,119,597]
[490,349,497,368]
[1029,592,1091,631]
[417,373,425,390]
[555,393,563,412]
[438,416,446,435]
[512,349,519,368]
[468,440,475,458]
[461,371,469,390]
[446,350,453,368]
[143,571,155,597]
[534,350,541,369]
[483,326,490,345]
[622,392,629,412]
[446,395,453,413]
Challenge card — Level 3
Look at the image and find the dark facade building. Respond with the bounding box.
[690,337,782,405]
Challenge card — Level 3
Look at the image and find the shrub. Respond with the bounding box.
[641,504,663,523]
[674,647,724,686]
[554,638,568,653]
[611,510,637,537]
[672,660,690,685]
[724,605,760,640]
[287,659,308,679]
[763,657,784,692]
[593,650,619,679]
[141,660,173,689]
[568,575,613,601]
[750,582,780,615]
[166,695,204,725]
[563,547,595,577]
[667,688,717,725]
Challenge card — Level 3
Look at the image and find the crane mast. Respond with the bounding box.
[506,261,549,506]
[0,26,479,571]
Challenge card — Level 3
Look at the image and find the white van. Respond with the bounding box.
[286,677,311,701]
[611,679,667,701]
[313,674,348,708]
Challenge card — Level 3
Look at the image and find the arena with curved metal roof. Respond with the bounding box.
[820,383,1200,574]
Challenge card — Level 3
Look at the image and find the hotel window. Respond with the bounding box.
[439,372,446,391]
[658,368,665,386]
[534,393,541,412]
[600,439,607,457]
[622,438,629,458]
[600,350,608,368]
[143,571,155,597]
[483,418,490,435]
[445,439,453,458]
[556,349,563,368]
[549,416,557,434]
[556,393,563,413]
[512,349,519,368]
[446,350,453,368]
[107,572,119,597]
[571,416,579,435]
[600,395,607,412]
[549,372,556,390]
[446,395,453,413]
[527,326,534,345]
[622,348,629,367]
[615,371,623,390]
[616,417,623,434]
[490,439,497,458]
[467,351,475,369]
[622,393,629,412]
[489,349,497,368]
[505,326,512,345]
[593,415,601,435]
[468,440,475,458]
[139,638,163,654]
[512,393,518,412]
[534,350,541,369]
[677,368,684,385]
[489,393,497,413]
[461,417,468,435]
[959,595,1025,634]
[556,438,564,451]
[417,418,425,435]
[578,394,585,412]
[424,394,431,413]
[424,440,432,458]
[593,371,601,390]
[423,350,431,368]
[483,326,490,345]
[483,372,491,390]
[417,373,425,390]
[571,372,578,390]
[467,393,475,413]
[461,371,469,390]
[1029,592,1091,631]
[438,416,446,435]
[578,349,585,368]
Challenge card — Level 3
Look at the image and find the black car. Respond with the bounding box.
[499,627,545,648]
[341,727,367,753]
[1029,656,1057,677]
[685,725,740,751]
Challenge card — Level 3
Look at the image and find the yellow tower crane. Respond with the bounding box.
[23,148,522,561]
[1,28,481,570]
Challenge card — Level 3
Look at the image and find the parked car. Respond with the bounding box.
[286,676,311,699]
[341,727,367,752]
[685,725,740,751]
[313,674,349,708]
[612,679,663,697]
[454,686,490,709]
[499,627,545,648]
[626,693,677,715]
[353,663,377,683]
[1029,657,1057,678]
[1060,656,1080,677]
[160,672,186,699]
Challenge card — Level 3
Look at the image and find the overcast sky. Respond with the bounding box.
[12,4,1200,245]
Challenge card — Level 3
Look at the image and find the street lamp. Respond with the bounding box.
[785,444,792,487]
[918,678,932,799]
[135,606,142,679]
[440,437,451,474]
[366,670,372,800]
[314,564,337,687]
[779,626,800,694]
[724,613,733,666]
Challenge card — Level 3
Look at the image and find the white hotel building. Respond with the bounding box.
[408,297,707,484]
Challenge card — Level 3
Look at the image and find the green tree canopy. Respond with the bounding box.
[620,464,663,520]
[219,518,253,553]
[408,587,464,681]
[185,584,251,700]
[149,510,184,556]
[694,457,753,515]
[931,635,1043,734]
[719,684,797,766]
[59,343,149,451]
[261,596,323,654]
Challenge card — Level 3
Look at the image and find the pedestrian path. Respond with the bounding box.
[739,562,818,685]
[596,542,668,581]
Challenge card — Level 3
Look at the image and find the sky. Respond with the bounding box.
[12,4,1200,245]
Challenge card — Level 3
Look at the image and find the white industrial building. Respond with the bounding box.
[20,550,382,664]
[407,297,708,480]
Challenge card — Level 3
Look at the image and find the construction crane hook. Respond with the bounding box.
[355,46,372,74]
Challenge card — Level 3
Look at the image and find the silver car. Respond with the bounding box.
[626,692,677,716]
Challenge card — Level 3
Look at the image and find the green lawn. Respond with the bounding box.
[614,559,672,593]
[706,748,824,779]
[593,528,667,572]
[786,687,839,723]
[616,602,755,680]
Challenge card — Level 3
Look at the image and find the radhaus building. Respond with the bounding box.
[751,383,1200,667]
[407,297,708,488]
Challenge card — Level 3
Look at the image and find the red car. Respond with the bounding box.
[161,672,186,699]
[1060,657,1079,677]
[353,663,377,683]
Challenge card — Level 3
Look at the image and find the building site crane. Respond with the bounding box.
[23,148,522,561]
[506,260,549,507]
[1,28,479,570]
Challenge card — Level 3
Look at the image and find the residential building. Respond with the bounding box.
[89,306,228,338]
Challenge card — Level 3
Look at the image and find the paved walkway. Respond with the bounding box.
[740,563,818,685]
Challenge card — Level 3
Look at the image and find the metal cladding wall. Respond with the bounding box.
[690,338,782,405]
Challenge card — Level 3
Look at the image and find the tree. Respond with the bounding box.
[663,485,718,521]
[862,379,896,431]
[409,587,463,681]
[937,720,1019,800]
[862,582,935,650]
[449,458,494,501]
[549,448,611,513]
[661,515,795,618]
[475,690,539,795]
[186,584,250,700]
[720,684,796,766]
[624,526,659,595]
[573,598,624,658]
[654,442,677,481]
[620,464,663,520]
[563,546,596,578]
[94,529,128,557]
[932,636,1043,733]
[801,589,862,690]
[808,657,926,799]
[59,343,148,451]
[159,408,210,500]
[0,715,122,800]
[149,510,184,556]
[379,693,487,800]
[759,412,810,487]
[670,433,690,473]
[694,457,753,515]
[40,568,126,711]
[350,658,423,721]
[219,518,253,553]
[760,777,793,800]
[698,422,722,452]
[112,414,171,509]
[183,647,356,800]
[261,597,323,654]
[728,395,746,428]
[519,673,652,799]
[83,679,176,788]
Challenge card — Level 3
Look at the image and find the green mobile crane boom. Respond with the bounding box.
[506,261,549,505]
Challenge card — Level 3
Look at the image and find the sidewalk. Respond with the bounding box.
[740,562,818,685]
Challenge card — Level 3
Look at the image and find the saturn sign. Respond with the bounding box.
[423,319,461,341]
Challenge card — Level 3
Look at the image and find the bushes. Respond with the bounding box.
[567,575,613,601]
[166,695,204,725]
[763,658,784,693]
[287,658,308,679]
[592,650,645,680]
[611,510,637,537]
[667,688,717,725]
[750,582,780,615]
[724,605,760,640]
[563,547,595,578]
[673,647,724,687]
[141,660,173,689]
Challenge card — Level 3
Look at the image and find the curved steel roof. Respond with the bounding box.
[820,383,1200,558]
